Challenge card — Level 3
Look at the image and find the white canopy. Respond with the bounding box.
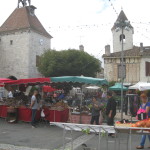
[85,86,100,89]
[129,82,150,91]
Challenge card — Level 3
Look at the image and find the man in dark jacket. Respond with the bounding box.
[106,91,116,126]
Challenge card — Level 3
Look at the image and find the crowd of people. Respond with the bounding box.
[89,91,150,149]
[8,86,150,149]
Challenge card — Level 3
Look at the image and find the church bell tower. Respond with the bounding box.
[111,10,134,53]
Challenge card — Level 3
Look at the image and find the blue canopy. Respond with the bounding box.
[51,76,108,85]
[109,83,128,91]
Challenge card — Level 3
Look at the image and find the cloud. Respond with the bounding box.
[0,0,149,58]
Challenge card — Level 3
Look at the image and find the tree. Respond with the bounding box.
[38,49,101,77]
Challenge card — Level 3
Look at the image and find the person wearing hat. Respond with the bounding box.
[136,93,150,149]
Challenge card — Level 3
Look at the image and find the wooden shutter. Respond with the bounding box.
[36,55,40,67]
[145,62,150,76]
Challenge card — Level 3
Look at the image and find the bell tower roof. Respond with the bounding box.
[0,6,52,38]
[111,10,133,30]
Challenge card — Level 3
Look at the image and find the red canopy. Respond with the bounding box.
[4,78,50,86]
[0,78,12,87]
[43,86,58,92]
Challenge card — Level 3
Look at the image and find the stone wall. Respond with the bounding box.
[112,29,133,53]
[0,30,30,79]
[0,29,50,79]
[104,57,140,83]
[140,57,150,82]
[28,30,50,78]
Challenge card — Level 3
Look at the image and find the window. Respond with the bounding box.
[120,34,125,43]
[10,40,13,45]
[118,64,126,78]
[36,55,40,67]
[120,58,126,63]
[145,62,150,76]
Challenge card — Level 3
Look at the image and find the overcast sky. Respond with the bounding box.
[0,0,150,60]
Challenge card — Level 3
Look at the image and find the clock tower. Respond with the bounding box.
[0,3,52,78]
[111,10,134,53]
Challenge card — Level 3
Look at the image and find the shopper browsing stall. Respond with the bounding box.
[30,90,39,128]
[136,93,150,149]
[90,96,100,125]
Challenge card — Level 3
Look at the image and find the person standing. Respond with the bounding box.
[30,90,39,128]
[136,93,150,149]
[90,97,100,125]
[106,91,116,126]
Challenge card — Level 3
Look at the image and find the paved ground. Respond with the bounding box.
[0,115,149,150]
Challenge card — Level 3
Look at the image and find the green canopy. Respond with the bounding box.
[51,76,108,85]
[109,83,128,91]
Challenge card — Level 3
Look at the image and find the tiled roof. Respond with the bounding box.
[0,6,52,38]
[111,10,133,30]
[103,46,150,58]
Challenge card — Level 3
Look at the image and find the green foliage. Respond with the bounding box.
[108,81,116,87]
[38,49,101,77]
[81,128,90,134]
[101,130,106,137]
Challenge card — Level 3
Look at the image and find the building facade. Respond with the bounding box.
[103,10,150,84]
[0,4,52,79]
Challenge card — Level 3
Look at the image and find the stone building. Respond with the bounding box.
[0,2,52,79]
[103,10,150,84]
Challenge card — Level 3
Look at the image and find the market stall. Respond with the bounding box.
[0,77,71,123]
[51,122,115,150]
[51,76,108,124]
[129,82,150,91]
[115,119,150,150]
[109,83,128,91]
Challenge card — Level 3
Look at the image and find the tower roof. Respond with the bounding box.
[0,6,52,38]
[111,10,132,30]
[116,10,128,22]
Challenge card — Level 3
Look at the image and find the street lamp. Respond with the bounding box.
[115,19,131,120]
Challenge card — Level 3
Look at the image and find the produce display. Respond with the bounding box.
[131,118,150,128]
[115,118,150,131]
[50,101,69,111]
[115,119,133,127]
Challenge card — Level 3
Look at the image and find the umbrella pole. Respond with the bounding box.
[79,85,83,124]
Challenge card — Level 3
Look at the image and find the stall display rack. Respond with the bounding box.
[115,126,150,150]
[51,122,116,150]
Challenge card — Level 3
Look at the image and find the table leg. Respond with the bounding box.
[63,125,66,150]
[71,129,73,150]
[129,129,132,150]
[106,131,108,150]
[118,133,121,150]
[114,132,117,150]
[98,128,101,150]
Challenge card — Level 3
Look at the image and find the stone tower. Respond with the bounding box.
[0,3,52,79]
[112,10,134,53]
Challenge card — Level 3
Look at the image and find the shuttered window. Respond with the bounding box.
[145,62,150,76]
[36,55,40,67]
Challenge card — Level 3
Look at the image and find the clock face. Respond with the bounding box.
[40,39,43,45]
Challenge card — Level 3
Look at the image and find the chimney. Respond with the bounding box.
[79,45,84,51]
[28,5,37,16]
[105,45,110,55]
[140,43,143,52]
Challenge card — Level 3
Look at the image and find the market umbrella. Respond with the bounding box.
[0,78,12,87]
[85,86,100,89]
[51,76,108,123]
[43,86,58,92]
[129,82,150,91]
[4,78,50,86]
[109,83,128,91]
[51,76,108,85]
